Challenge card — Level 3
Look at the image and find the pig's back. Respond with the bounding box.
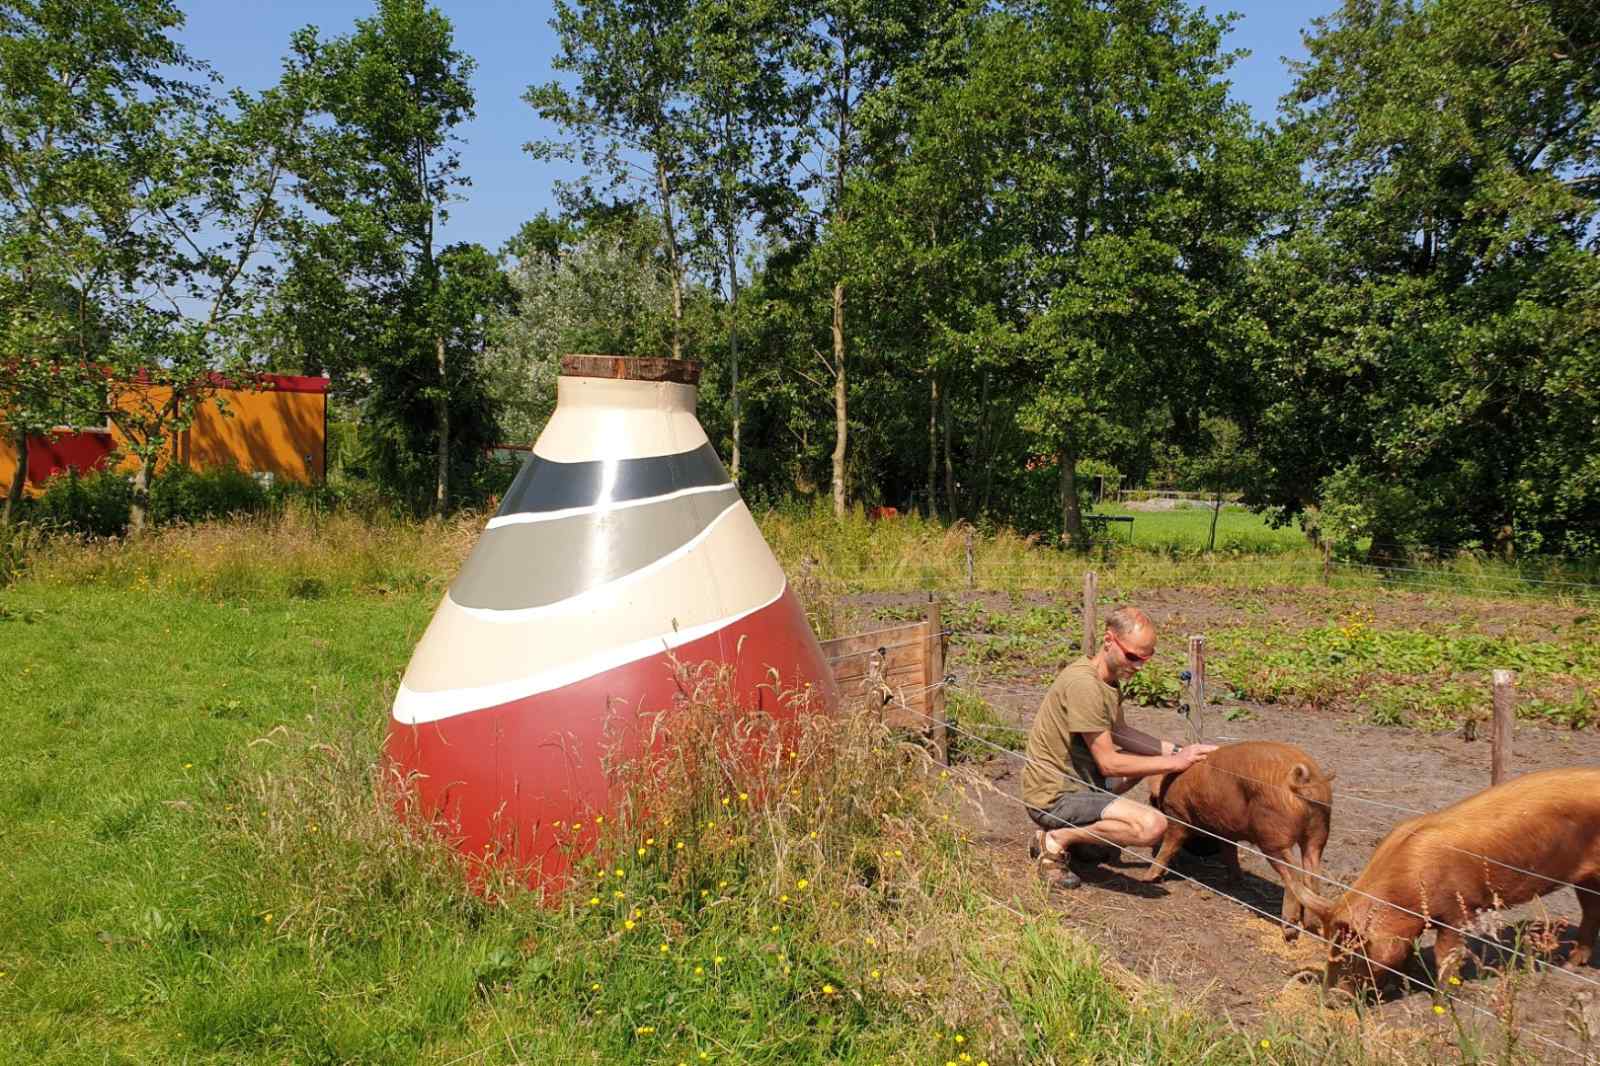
[1370,767,1600,902]
[1164,741,1329,838]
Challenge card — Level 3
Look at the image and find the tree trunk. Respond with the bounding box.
[942,385,956,519]
[1058,442,1084,548]
[130,458,150,535]
[4,430,28,525]
[435,333,449,517]
[1207,489,1222,552]
[831,281,847,518]
[926,375,938,519]
[978,370,994,518]
[655,156,684,360]
[725,220,741,481]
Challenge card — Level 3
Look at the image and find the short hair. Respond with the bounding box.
[1104,606,1152,638]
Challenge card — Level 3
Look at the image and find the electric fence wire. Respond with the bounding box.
[868,689,1600,999]
[871,695,1600,1064]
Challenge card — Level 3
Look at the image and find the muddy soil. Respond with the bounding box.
[845,587,1600,1063]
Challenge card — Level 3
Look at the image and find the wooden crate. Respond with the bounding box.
[818,600,948,763]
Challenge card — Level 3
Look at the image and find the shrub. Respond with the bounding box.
[33,467,132,536]
[149,464,268,526]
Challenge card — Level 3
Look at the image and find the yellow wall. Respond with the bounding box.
[0,378,327,492]
[176,385,326,484]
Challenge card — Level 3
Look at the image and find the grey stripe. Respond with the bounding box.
[452,485,741,611]
[496,443,730,518]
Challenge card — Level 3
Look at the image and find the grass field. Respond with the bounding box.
[1086,502,1309,554]
[1,508,1584,1063]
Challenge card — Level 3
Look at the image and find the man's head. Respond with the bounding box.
[1101,606,1155,683]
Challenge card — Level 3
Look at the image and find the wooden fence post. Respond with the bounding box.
[1083,570,1099,657]
[926,597,948,764]
[1187,635,1206,741]
[964,525,975,589]
[1322,541,1332,586]
[1492,670,1515,785]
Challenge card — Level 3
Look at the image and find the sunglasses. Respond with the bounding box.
[1109,632,1155,664]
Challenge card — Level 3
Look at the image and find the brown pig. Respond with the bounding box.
[1142,740,1335,942]
[1291,767,1600,994]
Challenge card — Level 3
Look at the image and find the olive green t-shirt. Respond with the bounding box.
[1021,657,1122,810]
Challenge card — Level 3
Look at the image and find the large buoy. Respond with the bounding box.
[387,355,838,885]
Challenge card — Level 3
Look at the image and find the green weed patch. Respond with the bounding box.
[1209,621,1600,730]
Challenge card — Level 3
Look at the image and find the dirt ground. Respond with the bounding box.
[848,587,1600,1063]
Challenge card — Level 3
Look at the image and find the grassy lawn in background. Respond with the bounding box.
[1086,502,1309,554]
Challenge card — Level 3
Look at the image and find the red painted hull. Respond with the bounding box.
[385,586,836,888]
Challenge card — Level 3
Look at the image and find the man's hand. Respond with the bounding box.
[1171,743,1219,771]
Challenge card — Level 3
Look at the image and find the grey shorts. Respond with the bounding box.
[1027,790,1115,830]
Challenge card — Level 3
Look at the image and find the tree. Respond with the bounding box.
[0,0,307,531]
[527,0,698,361]
[779,0,957,516]
[1246,0,1600,558]
[489,210,674,444]
[854,0,1279,543]
[286,0,479,515]
[678,0,802,480]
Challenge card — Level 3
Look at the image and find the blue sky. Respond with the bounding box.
[176,0,1335,255]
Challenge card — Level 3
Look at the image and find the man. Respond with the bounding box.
[1021,605,1216,888]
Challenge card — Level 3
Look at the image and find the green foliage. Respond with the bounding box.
[1210,618,1600,730]
[33,467,133,537]
[946,688,1026,762]
[281,0,499,516]
[1239,0,1600,560]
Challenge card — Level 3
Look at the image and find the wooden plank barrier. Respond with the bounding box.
[819,597,950,763]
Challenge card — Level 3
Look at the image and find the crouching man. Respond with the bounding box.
[1022,605,1216,888]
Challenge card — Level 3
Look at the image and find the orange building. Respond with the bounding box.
[0,373,329,493]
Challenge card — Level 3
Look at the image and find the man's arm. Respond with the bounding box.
[1086,730,1214,781]
[1110,722,1175,757]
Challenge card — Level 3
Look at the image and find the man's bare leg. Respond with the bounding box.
[1041,796,1166,860]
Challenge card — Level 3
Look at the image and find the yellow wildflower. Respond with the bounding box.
[797,879,809,890]
[590,982,601,991]
[645,837,655,845]
[871,968,881,979]
[1260,1039,1271,1050]
[822,983,835,995]
[738,792,748,802]
[659,943,669,954]
[624,920,636,931]
[588,897,600,906]
[694,965,704,975]
[637,847,647,857]
[1433,1004,1446,1015]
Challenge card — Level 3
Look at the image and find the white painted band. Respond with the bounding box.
[391,580,788,725]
